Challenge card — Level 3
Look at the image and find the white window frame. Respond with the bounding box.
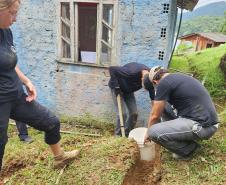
[57,0,118,67]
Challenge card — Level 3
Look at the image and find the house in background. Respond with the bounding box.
[179,32,226,51]
[12,0,198,125]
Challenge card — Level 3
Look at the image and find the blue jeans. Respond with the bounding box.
[148,117,217,157]
[111,89,138,137]
[15,121,29,140]
[162,103,178,121]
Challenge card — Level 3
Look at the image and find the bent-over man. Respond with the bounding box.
[108,62,155,137]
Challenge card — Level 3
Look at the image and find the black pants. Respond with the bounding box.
[16,121,29,140]
[0,93,61,170]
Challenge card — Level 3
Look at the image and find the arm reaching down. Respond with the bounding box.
[144,100,166,143]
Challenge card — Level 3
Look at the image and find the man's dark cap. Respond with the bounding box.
[143,74,155,100]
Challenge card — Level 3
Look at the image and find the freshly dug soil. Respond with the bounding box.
[123,144,161,185]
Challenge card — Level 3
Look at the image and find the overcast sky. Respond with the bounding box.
[195,0,226,8]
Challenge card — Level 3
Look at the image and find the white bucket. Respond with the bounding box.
[129,127,155,161]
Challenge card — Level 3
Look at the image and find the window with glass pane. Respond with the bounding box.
[102,25,112,44]
[100,43,111,65]
[59,1,116,66]
[62,40,71,58]
[103,4,113,26]
[61,3,71,58]
[100,4,113,65]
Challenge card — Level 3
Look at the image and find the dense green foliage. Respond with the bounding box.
[170,44,226,98]
[221,12,226,34]
[182,1,226,21]
[179,16,224,36]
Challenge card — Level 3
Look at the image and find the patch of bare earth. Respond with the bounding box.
[123,144,161,185]
[0,149,48,184]
[0,124,162,185]
[0,158,30,184]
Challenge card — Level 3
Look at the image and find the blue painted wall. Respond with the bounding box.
[12,0,58,110]
[12,0,178,125]
[115,0,178,124]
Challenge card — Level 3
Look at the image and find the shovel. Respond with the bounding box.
[116,94,126,137]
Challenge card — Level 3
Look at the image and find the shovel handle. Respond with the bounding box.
[116,94,126,137]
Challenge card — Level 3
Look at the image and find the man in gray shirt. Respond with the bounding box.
[145,66,218,160]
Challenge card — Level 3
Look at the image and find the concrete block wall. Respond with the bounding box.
[12,0,178,124]
[118,0,170,67]
[116,0,177,125]
[55,63,114,120]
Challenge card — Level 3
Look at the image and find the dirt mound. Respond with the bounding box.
[123,144,161,185]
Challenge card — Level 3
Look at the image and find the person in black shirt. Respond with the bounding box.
[0,0,79,171]
[108,62,155,137]
[144,66,218,160]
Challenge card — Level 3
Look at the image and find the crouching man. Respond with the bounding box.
[144,66,218,160]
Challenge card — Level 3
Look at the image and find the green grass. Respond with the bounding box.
[161,44,226,185]
[170,55,191,72]
[2,45,226,185]
[2,118,137,185]
[60,113,115,132]
[170,44,226,98]
[160,109,226,185]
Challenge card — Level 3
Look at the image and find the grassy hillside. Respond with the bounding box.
[161,44,226,185]
[170,44,226,98]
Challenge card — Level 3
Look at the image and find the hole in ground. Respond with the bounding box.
[123,144,161,185]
